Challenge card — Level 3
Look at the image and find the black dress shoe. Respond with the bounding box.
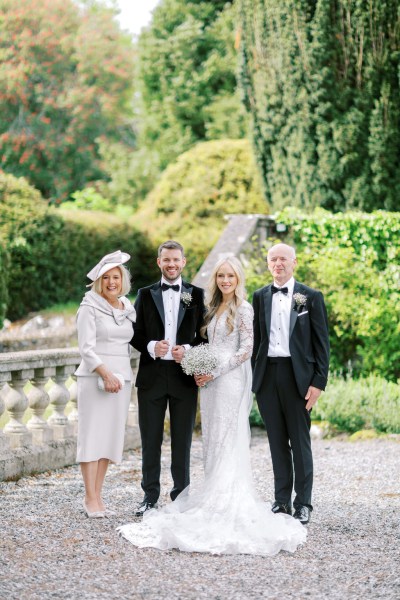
[134,501,158,517]
[271,501,292,515]
[293,505,311,524]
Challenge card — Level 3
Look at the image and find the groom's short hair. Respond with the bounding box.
[158,240,185,257]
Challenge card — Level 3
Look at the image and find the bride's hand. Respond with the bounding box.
[195,374,213,387]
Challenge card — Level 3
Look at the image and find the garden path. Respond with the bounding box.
[1,430,399,599]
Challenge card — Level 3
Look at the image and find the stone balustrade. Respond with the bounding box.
[0,347,140,480]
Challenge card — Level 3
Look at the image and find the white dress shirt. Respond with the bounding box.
[268,277,295,357]
[147,276,182,360]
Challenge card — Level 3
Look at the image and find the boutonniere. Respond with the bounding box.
[180,292,192,307]
[293,292,307,311]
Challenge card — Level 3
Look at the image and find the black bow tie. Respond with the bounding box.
[161,283,180,292]
[271,285,288,295]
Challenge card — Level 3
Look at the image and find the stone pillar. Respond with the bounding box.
[67,376,78,435]
[3,369,33,448]
[27,367,55,445]
[0,380,10,454]
[48,366,74,440]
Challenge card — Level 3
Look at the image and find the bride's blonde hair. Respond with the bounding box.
[201,256,246,338]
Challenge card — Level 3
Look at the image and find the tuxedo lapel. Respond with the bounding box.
[177,282,192,330]
[150,284,165,327]
[263,286,272,338]
[289,281,300,338]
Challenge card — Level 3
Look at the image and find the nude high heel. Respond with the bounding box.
[82,499,105,519]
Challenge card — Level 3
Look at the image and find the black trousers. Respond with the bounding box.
[137,363,197,504]
[256,357,313,509]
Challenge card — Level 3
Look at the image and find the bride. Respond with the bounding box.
[118,257,306,555]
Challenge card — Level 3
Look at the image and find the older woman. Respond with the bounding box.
[75,250,136,518]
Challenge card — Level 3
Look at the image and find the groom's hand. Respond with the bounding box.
[172,345,185,363]
[305,385,322,411]
[155,340,169,357]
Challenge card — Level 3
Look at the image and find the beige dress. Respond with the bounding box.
[75,290,136,463]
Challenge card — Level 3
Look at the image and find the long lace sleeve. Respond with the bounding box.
[212,303,254,379]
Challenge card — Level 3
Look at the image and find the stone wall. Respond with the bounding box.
[0,348,140,480]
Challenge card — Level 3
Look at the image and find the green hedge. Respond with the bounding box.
[0,172,158,321]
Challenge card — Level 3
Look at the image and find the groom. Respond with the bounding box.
[131,240,205,516]
[252,243,329,524]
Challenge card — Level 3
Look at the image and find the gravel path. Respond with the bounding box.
[1,430,399,600]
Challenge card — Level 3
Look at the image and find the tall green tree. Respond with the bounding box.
[132,0,246,194]
[239,0,400,212]
[0,0,135,201]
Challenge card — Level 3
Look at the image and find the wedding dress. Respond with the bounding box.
[118,301,306,555]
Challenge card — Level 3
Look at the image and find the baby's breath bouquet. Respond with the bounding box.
[181,343,218,376]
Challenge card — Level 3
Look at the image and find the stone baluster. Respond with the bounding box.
[3,369,33,448]
[26,367,55,445]
[48,366,74,440]
[67,376,78,435]
[0,378,11,454]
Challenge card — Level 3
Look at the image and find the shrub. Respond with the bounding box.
[134,139,267,280]
[0,237,9,328]
[313,375,400,434]
[0,172,158,320]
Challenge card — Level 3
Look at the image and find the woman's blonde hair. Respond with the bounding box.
[201,256,246,338]
[92,265,131,296]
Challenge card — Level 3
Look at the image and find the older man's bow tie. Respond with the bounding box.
[161,283,180,292]
[271,285,288,295]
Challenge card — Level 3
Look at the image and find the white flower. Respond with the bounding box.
[181,343,218,376]
[180,292,192,307]
[293,292,307,310]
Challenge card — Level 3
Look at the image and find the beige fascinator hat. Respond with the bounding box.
[87,250,130,282]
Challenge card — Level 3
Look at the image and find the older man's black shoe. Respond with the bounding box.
[134,501,158,517]
[271,501,292,515]
[293,505,311,524]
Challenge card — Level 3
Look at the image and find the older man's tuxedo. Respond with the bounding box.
[252,280,329,509]
[131,280,205,504]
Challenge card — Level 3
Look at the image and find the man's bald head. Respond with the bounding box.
[267,243,297,285]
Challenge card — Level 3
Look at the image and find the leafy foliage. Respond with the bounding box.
[62,187,114,212]
[239,0,400,211]
[130,0,247,197]
[134,139,267,280]
[313,374,400,434]
[0,172,158,320]
[0,0,135,201]
[0,237,9,329]
[246,209,400,381]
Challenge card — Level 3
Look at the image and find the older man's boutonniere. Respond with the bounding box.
[180,291,192,307]
[293,292,307,312]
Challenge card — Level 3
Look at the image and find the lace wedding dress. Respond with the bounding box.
[118,301,306,555]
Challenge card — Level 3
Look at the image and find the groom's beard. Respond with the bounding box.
[160,267,183,283]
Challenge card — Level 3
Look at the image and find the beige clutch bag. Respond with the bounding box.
[97,373,125,391]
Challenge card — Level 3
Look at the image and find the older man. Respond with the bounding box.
[252,243,329,524]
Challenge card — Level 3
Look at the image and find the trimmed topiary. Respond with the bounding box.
[134,139,268,280]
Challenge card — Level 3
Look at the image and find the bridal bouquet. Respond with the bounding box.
[181,343,218,376]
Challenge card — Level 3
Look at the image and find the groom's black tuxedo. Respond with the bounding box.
[132,280,204,401]
[131,280,205,504]
[252,280,329,510]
